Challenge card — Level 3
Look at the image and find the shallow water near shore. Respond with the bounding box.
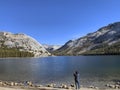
[0,56,120,88]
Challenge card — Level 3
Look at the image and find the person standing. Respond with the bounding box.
[73,71,80,90]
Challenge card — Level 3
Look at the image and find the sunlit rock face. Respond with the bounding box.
[0,32,51,57]
[56,22,120,55]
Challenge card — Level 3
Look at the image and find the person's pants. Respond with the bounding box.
[75,81,80,89]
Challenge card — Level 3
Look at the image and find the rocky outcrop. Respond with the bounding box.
[0,32,51,57]
[55,22,120,55]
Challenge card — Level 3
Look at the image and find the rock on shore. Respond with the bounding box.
[0,80,120,90]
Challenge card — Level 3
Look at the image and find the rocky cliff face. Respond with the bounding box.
[0,32,51,57]
[55,22,120,55]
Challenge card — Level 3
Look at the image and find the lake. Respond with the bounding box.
[0,56,120,87]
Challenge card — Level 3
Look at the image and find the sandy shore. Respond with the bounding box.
[0,86,120,90]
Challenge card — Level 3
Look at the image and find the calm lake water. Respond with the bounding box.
[0,56,120,87]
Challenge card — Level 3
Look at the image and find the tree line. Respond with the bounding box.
[0,47,34,57]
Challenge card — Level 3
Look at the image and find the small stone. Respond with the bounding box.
[89,85,95,88]
[3,83,7,86]
[0,81,3,85]
[67,86,72,89]
[115,85,119,89]
[14,82,18,86]
[11,82,14,86]
[70,84,74,87]
[27,81,33,86]
[38,85,43,87]
[53,84,56,87]
[105,84,110,87]
[47,84,53,87]
[95,87,99,89]
[5,82,10,86]
[109,84,115,88]
[62,84,68,89]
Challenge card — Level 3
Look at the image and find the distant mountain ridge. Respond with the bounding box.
[43,44,61,52]
[0,32,51,57]
[54,22,120,55]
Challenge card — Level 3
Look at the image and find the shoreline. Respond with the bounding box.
[0,55,120,59]
[0,80,120,90]
[0,86,120,90]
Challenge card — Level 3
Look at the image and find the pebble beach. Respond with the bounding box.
[0,80,120,90]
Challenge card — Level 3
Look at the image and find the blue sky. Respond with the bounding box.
[0,0,120,45]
